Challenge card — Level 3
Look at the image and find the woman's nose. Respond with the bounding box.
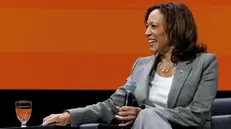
[145,27,151,36]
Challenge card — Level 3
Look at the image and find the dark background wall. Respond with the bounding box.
[0,90,230,128]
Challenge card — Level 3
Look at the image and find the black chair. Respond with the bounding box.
[211,98,231,129]
[79,123,120,129]
[79,98,231,129]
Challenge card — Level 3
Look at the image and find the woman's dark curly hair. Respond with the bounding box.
[145,2,207,63]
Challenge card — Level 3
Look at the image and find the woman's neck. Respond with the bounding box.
[160,51,172,64]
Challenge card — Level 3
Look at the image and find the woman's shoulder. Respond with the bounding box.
[135,55,155,65]
[195,53,217,64]
[192,53,218,69]
[139,55,155,61]
[197,53,217,60]
[130,55,155,70]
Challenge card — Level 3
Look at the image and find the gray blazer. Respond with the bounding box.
[68,53,218,129]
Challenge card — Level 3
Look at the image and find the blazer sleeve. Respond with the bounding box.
[148,54,218,127]
[67,57,141,127]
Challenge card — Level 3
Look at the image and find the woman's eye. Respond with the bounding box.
[151,25,156,28]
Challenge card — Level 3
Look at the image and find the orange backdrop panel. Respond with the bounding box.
[0,0,230,90]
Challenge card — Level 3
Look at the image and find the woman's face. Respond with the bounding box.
[145,9,168,55]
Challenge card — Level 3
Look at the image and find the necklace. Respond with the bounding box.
[158,62,176,73]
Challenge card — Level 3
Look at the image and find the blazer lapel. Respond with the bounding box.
[167,61,193,108]
[135,56,156,106]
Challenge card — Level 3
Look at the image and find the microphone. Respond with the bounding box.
[121,79,136,127]
[123,79,136,106]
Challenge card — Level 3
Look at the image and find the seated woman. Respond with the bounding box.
[42,2,218,129]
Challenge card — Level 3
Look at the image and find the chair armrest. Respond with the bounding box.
[211,98,231,116]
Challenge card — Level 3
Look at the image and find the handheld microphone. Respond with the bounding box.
[121,79,136,128]
[123,79,136,106]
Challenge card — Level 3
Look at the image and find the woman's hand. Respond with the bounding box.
[115,106,141,127]
[42,112,71,126]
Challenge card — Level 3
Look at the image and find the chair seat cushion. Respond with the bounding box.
[211,115,231,129]
[79,123,121,129]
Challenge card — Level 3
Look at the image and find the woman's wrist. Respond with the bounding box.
[63,111,71,124]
